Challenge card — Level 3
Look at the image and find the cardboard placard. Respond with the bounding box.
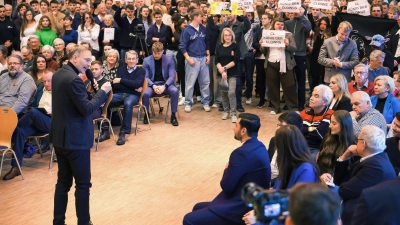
[262,30,286,48]
[309,0,332,10]
[347,1,370,16]
[278,0,301,12]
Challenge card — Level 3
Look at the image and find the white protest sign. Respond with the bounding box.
[309,0,332,10]
[104,28,115,40]
[347,1,370,16]
[242,0,254,12]
[278,0,301,12]
[262,30,286,48]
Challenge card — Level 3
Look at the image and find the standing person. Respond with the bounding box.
[35,15,57,47]
[285,6,312,111]
[20,10,39,49]
[98,15,121,53]
[261,17,299,115]
[77,13,100,59]
[0,5,19,55]
[50,46,111,225]
[146,10,170,53]
[45,0,65,36]
[174,18,188,106]
[318,21,359,83]
[215,28,241,123]
[61,16,78,47]
[179,9,211,113]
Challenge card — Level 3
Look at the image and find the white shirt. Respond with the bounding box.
[395,30,400,57]
[77,24,100,51]
[0,62,7,72]
[360,151,384,162]
[268,47,281,62]
[38,87,52,114]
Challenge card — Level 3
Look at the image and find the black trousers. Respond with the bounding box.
[255,59,266,106]
[53,148,91,225]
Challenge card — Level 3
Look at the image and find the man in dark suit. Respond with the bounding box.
[352,177,400,225]
[334,125,396,225]
[183,113,271,225]
[142,42,179,126]
[50,46,111,225]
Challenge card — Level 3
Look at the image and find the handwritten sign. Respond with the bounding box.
[347,1,370,16]
[242,0,254,12]
[278,0,301,12]
[210,2,231,15]
[231,0,243,15]
[309,0,332,10]
[262,30,286,48]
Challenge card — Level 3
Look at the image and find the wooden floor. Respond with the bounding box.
[0,97,279,225]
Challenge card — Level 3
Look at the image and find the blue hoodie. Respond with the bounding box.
[179,24,209,57]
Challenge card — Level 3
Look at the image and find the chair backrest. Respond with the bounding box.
[0,107,18,148]
[138,78,148,106]
[101,90,114,118]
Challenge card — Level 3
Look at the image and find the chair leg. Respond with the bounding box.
[34,138,43,157]
[7,149,24,180]
[0,150,6,178]
[135,106,142,136]
[118,109,123,122]
[96,120,104,152]
[49,144,55,170]
[150,100,155,117]
[144,106,151,130]
[106,119,116,142]
[165,98,171,123]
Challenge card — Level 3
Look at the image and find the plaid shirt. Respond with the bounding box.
[353,108,387,136]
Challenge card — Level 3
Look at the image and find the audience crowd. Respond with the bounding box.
[1,0,400,224]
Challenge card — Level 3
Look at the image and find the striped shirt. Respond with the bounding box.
[300,106,334,149]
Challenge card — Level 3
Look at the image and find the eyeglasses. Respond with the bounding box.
[8,62,21,66]
[357,138,365,143]
[354,71,366,75]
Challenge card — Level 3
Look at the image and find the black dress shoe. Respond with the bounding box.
[116,133,126,145]
[3,167,21,180]
[95,129,110,142]
[237,105,245,112]
[143,115,149,124]
[171,115,179,126]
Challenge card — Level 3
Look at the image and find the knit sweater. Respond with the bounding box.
[112,66,146,96]
[300,106,334,149]
[35,27,57,47]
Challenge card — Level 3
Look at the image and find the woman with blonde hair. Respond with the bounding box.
[102,49,120,81]
[215,27,241,122]
[98,14,121,52]
[329,73,352,111]
[371,75,400,124]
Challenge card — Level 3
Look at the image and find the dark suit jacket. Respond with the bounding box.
[50,63,108,150]
[142,55,175,87]
[334,152,396,225]
[352,178,400,225]
[207,138,271,224]
[385,137,400,175]
[331,95,352,112]
[388,28,400,63]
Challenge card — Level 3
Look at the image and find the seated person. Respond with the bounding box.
[142,42,179,126]
[370,76,400,126]
[367,34,394,74]
[333,125,396,225]
[352,177,400,225]
[183,113,271,225]
[300,85,334,161]
[20,46,34,73]
[368,50,389,82]
[350,91,387,136]
[385,112,400,176]
[348,63,375,96]
[392,71,400,99]
[27,35,43,56]
[108,50,146,146]
[2,69,53,180]
[329,73,352,111]
[0,54,37,115]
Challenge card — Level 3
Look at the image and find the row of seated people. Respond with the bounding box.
[0,42,180,180]
[182,110,398,225]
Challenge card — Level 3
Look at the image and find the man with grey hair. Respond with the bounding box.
[332,125,396,225]
[368,49,389,82]
[0,54,36,114]
[300,84,335,161]
[27,35,42,56]
[350,91,387,136]
[348,63,375,96]
[21,45,34,72]
[4,4,12,20]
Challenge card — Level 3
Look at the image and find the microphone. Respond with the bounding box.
[85,69,97,93]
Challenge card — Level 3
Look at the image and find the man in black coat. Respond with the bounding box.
[352,177,400,225]
[50,46,111,225]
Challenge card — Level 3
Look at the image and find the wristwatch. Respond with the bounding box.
[223,66,227,71]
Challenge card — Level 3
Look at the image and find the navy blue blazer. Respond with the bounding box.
[142,55,175,87]
[371,93,400,124]
[352,177,400,225]
[207,138,271,224]
[334,152,396,225]
[31,84,44,108]
[50,64,108,150]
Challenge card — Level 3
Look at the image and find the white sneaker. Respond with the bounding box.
[231,115,237,123]
[245,98,252,105]
[178,97,185,106]
[212,104,218,108]
[184,106,192,113]
[222,112,229,120]
[203,105,211,112]
[270,111,277,115]
[197,96,202,101]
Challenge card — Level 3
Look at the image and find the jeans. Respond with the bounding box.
[166,49,178,70]
[243,51,255,99]
[218,76,237,115]
[53,148,91,225]
[108,93,140,134]
[236,58,244,106]
[209,55,221,105]
[184,57,210,106]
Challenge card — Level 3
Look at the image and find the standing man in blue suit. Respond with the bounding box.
[183,113,271,225]
[142,42,179,126]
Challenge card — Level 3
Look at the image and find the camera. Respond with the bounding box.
[135,24,144,33]
[242,183,289,225]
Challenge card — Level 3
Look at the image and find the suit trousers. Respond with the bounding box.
[11,108,51,167]
[108,93,140,134]
[266,61,299,112]
[142,82,179,114]
[53,148,91,225]
[183,202,243,225]
[294,55,307,108]
[255,59,267,106]
[243,51,255,99]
